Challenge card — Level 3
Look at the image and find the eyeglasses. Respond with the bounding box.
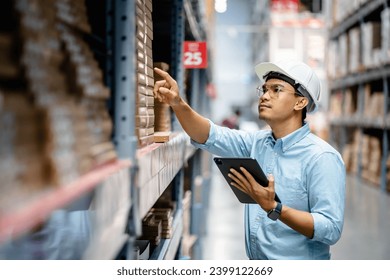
[256,84,303,99]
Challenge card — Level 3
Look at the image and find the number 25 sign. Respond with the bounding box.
[183,41,208,69]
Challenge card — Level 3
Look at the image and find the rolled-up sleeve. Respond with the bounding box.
[191,120,254,157]
[308,152,346,245]
[191,119,217,148]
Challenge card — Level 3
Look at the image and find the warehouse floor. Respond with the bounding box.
[202,166,390,260]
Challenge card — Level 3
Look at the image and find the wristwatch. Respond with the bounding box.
[267,202,282,221]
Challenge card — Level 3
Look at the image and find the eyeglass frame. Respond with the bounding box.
[257,71,309,99]
[256,84,304,99]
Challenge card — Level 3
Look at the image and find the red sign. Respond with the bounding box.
[183,41,208,69]
[271,0,298,12]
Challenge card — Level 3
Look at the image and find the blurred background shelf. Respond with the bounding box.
[0,160,132,245]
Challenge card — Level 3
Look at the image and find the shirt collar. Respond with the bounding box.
[266,122,311,153]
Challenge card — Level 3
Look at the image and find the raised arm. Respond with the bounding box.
[153,67,210,144]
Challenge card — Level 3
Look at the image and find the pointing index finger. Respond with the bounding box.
[154,67,176,85]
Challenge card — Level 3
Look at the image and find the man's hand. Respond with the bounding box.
[228,167,277,212]
[153,68,181,107]
[152,67,210,144]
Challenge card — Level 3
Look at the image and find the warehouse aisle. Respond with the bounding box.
[202,168,390,260]
[202,167,247,260]
[331,176,390,259]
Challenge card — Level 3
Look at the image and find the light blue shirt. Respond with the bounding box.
[192,120,346,260]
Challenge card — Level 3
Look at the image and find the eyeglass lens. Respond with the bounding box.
[257,84,284,98]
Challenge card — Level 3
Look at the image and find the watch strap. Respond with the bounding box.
[267,202,282,221]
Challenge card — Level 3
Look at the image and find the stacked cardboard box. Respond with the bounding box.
[17,0,66,186]
[361,22,382,69]
[0,4,49,211]
[363,84,384,119]
[361,135,382,186]
[342,130,360,174]
[137,134,187,218]
[0,0,116,194]
[348,27,361,73]
[60,26,116,170]
[137,183,178,247]
[346,21,383,72]
[381,8,390,63]
[56,0,91,34]
[0,92,46,211]
[329,1,390,77]
[181,190,197,258]
[329,90,343,117]
[136,0,155,148]
[327,40,338,79]
[332,0,371,27]
[338,34,349,77]
[150,208,174,239]
[137,214,173,251]
[343,131,383,187]
[139,212,162,246]
[58,0,116,169]
[153,62,172,138]
[0,34,20,80]
[343,88,356,116]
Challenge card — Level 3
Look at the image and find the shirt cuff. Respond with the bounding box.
[311,212,341,245]
[190,119,216,148]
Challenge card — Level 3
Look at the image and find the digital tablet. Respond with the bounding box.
[213,157,281,204]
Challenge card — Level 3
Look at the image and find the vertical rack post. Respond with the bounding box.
[382,130,389,192]
[112,0,138,160]
[171,0,185,131]
[110,0,141,258]
[189,150,203,259]
[381,76,389,192]
[199,70,209,117]
[105,0,114,90]
[170,0,185,259]
[356,84,365,179]
[189,69,200,110]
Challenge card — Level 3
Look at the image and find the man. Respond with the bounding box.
[153,60,345,260]
[221,109,241,129]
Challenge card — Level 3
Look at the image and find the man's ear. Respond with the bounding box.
[294,97,309,111]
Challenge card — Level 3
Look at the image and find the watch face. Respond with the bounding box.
[268,210,280,221]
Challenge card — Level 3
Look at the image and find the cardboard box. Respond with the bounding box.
[136,115,155,128]
[154,131,171,143]
[348,27,361,73]
[362,22,381,69]
[136,94,154,107]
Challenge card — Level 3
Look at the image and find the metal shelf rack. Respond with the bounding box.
[0,0,213,260]
[327,0,390,192]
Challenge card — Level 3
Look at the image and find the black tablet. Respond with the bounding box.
[213,157,281,204]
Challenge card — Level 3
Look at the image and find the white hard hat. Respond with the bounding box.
[254,60,321,113]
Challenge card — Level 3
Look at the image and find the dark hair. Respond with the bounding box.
[302,107,307,125]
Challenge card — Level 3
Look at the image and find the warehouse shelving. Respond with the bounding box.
[0,160,131,245]
[0,0,213,260]
[327,0,390,192]
[149,208,183,260]
[329,0,385,38]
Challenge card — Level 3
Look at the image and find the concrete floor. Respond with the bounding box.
[202,167,390,260]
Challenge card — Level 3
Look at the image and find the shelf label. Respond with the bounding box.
[183,41,208,69]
